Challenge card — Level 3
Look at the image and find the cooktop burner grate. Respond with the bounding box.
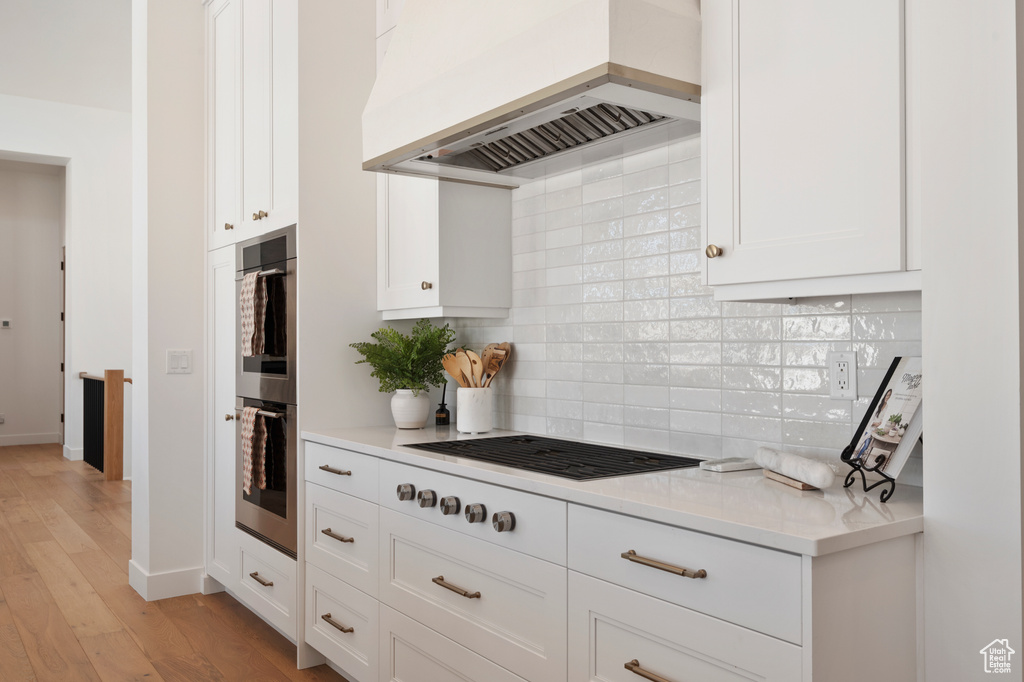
[402,435,701,481]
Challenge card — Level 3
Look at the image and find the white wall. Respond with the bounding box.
[298,0,392,432]
[0,0,131,113]
[0,160,63,445]
[917,1,1024,677]
[0,95,133,469]
[129,0,207,600]
[459,139,923,479]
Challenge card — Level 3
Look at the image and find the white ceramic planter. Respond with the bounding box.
[457,387,493,434]
[391,389,430,429]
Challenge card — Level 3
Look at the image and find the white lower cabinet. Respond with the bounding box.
[306,563,379,682]
[306,482,379,597]
[236,532,297,638]
[380,605,527,682]
[378,507,567,682]
[568,572,802,682]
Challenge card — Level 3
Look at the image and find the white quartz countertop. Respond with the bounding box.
[301,426,923,557]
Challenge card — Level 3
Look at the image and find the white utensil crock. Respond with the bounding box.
[391,389,430,429]
[457,387,493,434]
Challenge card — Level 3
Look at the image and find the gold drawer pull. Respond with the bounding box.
[432,575,481,599]
[621,550,707,579]
[321,528,354,543]
[319,464,352,476]
[625,659,674,682]
[321,613,354,633]
[249,571,273,587]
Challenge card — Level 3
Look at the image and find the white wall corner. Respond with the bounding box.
[128,560,205,602]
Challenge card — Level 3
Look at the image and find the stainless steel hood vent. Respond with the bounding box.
[364,0,702,188]
[422,104,668,174]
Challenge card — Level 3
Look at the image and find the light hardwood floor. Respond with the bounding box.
[0,443,347,682]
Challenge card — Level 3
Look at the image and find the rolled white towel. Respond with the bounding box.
[754,447,836,490]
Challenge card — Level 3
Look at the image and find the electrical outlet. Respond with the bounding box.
[828,352,857,400]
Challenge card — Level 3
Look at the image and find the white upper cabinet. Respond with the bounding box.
[207,0,297,251]
[374,2,512,320]
[377,177,512,319]
[703,0,920,300]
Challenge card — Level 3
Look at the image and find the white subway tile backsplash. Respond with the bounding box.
[461,143,922,470]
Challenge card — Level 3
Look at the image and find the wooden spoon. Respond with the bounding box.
[455,349,476,388]
[466,349,484,388]
[442,353,468,388]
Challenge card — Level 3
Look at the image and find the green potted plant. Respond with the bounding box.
[350,319,456,428]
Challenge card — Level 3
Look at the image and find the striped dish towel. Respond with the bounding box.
[240,407,267,495]
[240,272,268,357]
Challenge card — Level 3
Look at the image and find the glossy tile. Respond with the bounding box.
[456,143,921,464]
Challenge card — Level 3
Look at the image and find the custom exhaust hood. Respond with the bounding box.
[362,0,701,188]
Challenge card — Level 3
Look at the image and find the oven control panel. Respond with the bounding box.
[381,459,566,565]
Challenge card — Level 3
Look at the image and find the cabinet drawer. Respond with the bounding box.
[305,563,378,682]
[306,483,379,597]
[379,458,566,565]
[569,571,802,682]
[237,534,296,638]
[380,604,527,682]
[379,508,566,682]
[304,441,379,502]
[568,504,802,644]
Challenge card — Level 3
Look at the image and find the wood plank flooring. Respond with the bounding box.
[0,444,347,682]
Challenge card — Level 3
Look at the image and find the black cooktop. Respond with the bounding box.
[402,435,701,481]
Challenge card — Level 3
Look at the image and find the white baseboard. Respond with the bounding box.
[0,433,61,447]
[200,573,226,595]
[128,560,205,601]
[63,444,84,461]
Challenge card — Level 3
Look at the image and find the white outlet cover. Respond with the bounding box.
[828,351,857,400]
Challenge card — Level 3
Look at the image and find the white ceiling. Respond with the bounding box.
[0,0,131,113]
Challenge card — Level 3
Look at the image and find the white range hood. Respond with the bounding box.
[363,0,701,188]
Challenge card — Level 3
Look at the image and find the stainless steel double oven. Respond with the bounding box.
[235,225,297,558]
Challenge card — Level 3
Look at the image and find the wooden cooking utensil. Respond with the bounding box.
[442,353,468,388]
[455,349,476,388]
[483,347,509,387]
[480,343,498,379]
[466,350,484,388]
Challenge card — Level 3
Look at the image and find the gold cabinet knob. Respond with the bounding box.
[224,223,234,230]
[224,414,236,421]
[259,210,268,219]
[252,212,259,220]
[705,244,724,259]
[421,281,433,290]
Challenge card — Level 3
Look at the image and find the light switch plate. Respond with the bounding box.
[1,319,10,329]
[166,349,193,374]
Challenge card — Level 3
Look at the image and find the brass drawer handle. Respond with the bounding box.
[432,575,481,599]
[249,571,274,587]
[321,613,354,633]
[625,659,674,682]
[621,550,707,579]
[224,222,234,230]
[321,528,354,543]
[319,464,352,476]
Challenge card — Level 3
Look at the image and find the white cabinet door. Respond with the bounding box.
[377,173,441,311]
[704,0,905,286]
[240,0,297,238]
[207,245,239,588]
[208,0,241,251]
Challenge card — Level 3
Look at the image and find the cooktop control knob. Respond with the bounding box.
[440,496,461,515]
[417,489,437,508]
[492,511,516,533]
[465,503,487,523]
[396,484,415,501]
